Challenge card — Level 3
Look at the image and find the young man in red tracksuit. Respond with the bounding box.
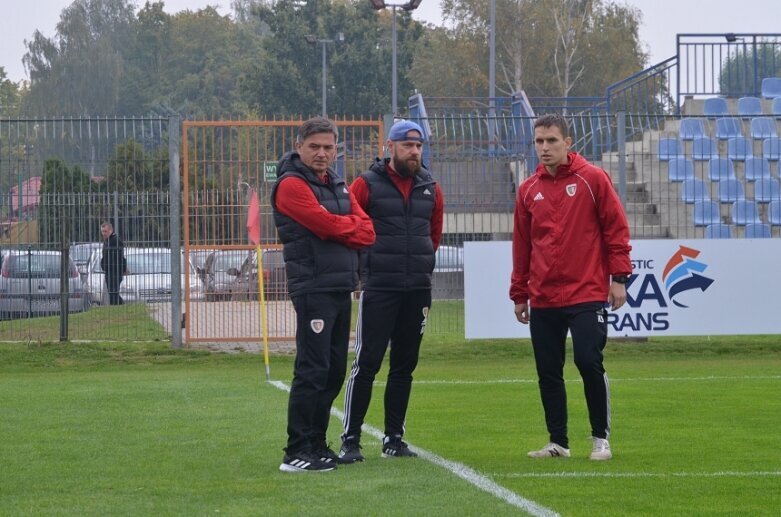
[510,114,632,461]
[338,120,444,463]
[271,117,375,473]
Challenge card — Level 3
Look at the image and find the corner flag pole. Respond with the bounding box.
[247,189,271,381]
[256,243,271,382]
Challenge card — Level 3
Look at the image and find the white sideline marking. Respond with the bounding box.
[497,471,781,479]
[268,380,558,517]
[402,374,781,386]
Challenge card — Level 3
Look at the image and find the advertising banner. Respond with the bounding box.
[464,239,781,339]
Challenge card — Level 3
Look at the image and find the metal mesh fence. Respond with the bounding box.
[1,111,777,345]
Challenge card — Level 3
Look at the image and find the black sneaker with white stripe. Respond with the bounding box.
[381,436,417,458]
[312,441,339,465]
[338,438,364,464]
[279,450,336,472]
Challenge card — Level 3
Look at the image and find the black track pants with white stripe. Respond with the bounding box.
[341,289,431,442]
[285,291,352,454]
[529,302,610,449]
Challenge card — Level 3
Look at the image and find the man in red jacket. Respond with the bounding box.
[510,114,632,461]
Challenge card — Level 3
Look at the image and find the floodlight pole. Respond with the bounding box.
[306,34,345,117]
[371,1,422,117]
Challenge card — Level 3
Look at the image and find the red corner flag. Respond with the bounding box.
[247,190,261,245]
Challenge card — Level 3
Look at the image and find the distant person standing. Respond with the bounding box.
[510,114,632,461]
[271,117,375,473]
[338,119,444,463]
[100,221,127,306]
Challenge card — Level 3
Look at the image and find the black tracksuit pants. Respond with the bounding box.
[285,291,352,455]
[529,302,611,449]
[341,289,431,442]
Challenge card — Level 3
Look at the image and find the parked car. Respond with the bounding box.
[85,247,205,305]
[433,245,464,300]
[69,242,102,281]
[230,248,287,301]
[202,250,252,301]
[0,249,90,319]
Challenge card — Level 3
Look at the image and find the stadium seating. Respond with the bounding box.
[704,223,733,238]
[750,117,778,139]
[754,178,781,203]
[761,77,781,99]
[667,158,694,182]
[707,158,736,181]
[744,223,772,238]
[692,137,719,161]
[681,178,710,203]
[773,97,781,117]
[693,200,722,226]
[737,97,763,117]
[763,137,781,160]
[730,200,762,225]
[717,178,745,203]
[727,136,752,161]
[657,138,684,161]
[703,97,730,117]
[744,156,772,181]
[679,118,706,140]
[715,118,743,140]
[769,200,781,225]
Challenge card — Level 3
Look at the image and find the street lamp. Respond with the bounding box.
[305,32,345,117]
[370,0,423,116]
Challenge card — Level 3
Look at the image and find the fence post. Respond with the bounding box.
[169,117,182,349]
[616,110,627,207]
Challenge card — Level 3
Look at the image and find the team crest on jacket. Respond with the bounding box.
[566,184,577,197]
[310,319,325,334]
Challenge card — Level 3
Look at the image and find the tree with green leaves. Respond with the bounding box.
[239,0,424,117]
[411,0,647,102]
[719,42,781,97]
[0,67,23,117]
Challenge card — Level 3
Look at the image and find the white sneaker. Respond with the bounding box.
[527,442,571,458]
[589,437,612,460]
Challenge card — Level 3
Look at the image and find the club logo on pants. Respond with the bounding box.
[310,319,324,334]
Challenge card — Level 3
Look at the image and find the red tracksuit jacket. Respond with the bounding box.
[510,152,632,308]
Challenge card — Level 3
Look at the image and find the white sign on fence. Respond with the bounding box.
[464,239,781,339]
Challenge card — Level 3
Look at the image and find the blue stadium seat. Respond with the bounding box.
[744,156,772,181]
[657,138,684,161]
[681,178,710,203]
[707,158,736,181]
[717,178,745,203]
[750,117,778,139]
[761,77,781,99]
[727,137,752,161]
[754,178,781,203]
[679,118,706,140]
[730,200,761,225]
[704,223,733,239]
[763,137,781,160]
[769,201,781,225]
[773,97,781,117]
[667,158,694,182]
[693,137,719,161]
[703,97,730,117]
[693,200,722,226]
[744,223,772,238]
[737,97,763,118]
[715,118,743,140]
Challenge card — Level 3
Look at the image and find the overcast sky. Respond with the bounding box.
[1,0,780,84]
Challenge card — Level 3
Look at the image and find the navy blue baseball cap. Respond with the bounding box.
[388,120,425,142]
